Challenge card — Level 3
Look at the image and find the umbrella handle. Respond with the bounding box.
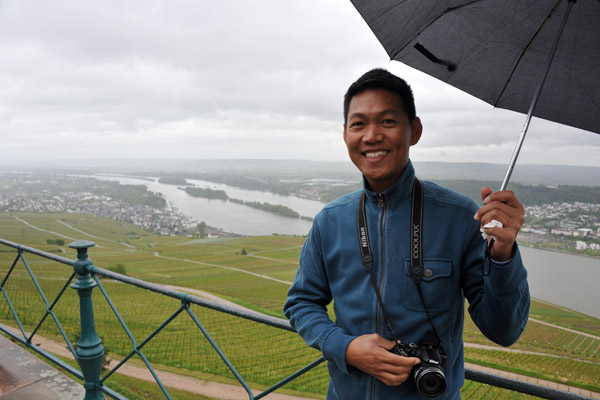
[500,0,575,191]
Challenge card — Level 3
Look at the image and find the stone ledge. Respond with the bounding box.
[0,334,85,400]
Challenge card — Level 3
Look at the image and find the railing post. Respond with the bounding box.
[69,240,105,400]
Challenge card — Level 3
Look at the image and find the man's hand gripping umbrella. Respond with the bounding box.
[474,187,525,265]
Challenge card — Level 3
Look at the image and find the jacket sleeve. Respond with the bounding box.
[461,219,530,347]
[283,220,356,373]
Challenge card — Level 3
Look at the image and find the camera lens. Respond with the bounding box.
[414,367,446,398]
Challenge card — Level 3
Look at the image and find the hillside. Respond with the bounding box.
[0,212,598,399]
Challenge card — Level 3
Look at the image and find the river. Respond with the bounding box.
[520,247,600,319]
[82,174,600,319]
[80,174,324,236]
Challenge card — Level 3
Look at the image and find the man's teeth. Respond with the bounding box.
[365,150,388,158]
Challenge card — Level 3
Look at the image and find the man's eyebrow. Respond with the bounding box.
[348,109,402,120]
[378,109,402,116]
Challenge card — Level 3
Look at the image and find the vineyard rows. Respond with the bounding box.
[1,213,599,398]
[2,262,599,396]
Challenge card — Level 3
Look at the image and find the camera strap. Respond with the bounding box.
[357,189,398,343]
[357,178,444,350]
[409,179,444,350]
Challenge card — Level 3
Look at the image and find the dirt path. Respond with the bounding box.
[153,252,292,285]
[530,317,600,339]
[55,219,136,249]
[464,343,600,365]
[12,216,79,242]
[160,284,259,314]
[3,326,317,400]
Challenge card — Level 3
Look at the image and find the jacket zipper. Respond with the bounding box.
[377,193,387,322]
[371,193,387,400]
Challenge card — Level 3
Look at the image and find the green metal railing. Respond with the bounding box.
[0,237,594,400]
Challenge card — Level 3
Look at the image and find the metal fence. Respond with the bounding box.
[0,237,593,400]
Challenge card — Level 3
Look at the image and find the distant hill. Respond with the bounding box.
[4,159,600,187]
[425,179,600,206]
[413,162,600,187]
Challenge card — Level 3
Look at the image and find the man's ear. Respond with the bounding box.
[410,117,423,146]
[343,124,348,143]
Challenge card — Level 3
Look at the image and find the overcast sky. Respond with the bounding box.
[1,0,598,168]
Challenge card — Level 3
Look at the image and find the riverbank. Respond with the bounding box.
[519,232,600,259]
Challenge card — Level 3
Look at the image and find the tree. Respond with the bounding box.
[241,248,247,255]
[197,221,207,237]
[108,263,127,276]
[55,239,65,246]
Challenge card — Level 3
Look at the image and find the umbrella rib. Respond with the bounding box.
[493,0,565,108]
[389,0,484,60]
[500,0,576,190]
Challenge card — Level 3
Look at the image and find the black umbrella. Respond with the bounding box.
[351,0,600,189]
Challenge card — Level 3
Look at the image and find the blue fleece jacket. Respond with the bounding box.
[284,162,530,400]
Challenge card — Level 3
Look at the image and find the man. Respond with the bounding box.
[284,68,529,399]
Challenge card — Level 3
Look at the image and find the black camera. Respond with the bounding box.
[392,341,447,397]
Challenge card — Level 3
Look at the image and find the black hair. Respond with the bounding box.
[343,68,416,124]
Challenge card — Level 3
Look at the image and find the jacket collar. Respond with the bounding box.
[362,160,416,210]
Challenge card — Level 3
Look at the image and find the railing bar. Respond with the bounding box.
[135,305,186,352]
[18,251,76,354]
[254,357,326,400]
[465,368,596,400]
[30,272,76,339]
[101,305,186,383]
[136,350,173,400]
[92,266,293,332]
[91,266,203,301]
[49,271,77,310]
[29,310,51,341]
[185,304,256,400]
[101,349,139,382]
[0,238,75,266]
[1,287,29,340]
[102,305,187,394]
[49,312,78,358]
[103,350,173,399]
[1,250,28,339]
[100,386,130,400]
[20,251,51,309]
[184,292,292,331]
[93,274,139,345]
[0,251,21,287]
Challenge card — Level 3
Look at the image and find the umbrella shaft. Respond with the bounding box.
[500,0,575,191]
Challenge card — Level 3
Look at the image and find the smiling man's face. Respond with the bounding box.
[343,89,422,193]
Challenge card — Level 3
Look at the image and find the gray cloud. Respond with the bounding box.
[0,0,598,167]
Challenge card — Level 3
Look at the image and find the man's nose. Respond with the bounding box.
[362,124,382,143]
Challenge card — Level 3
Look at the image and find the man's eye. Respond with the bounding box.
[350,121,365,128]
[382,119,396,125]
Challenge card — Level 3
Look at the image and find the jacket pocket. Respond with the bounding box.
[403,258,454,312]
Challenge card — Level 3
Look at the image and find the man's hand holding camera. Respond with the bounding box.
[346,334,420,386]
[475,187,525,262]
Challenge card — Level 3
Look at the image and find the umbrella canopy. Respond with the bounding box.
[351,0,600,187]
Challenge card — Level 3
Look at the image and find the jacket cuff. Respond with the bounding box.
[321,328,356,374]
[488,245,527,293]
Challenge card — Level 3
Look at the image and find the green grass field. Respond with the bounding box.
[1,212,599,399]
